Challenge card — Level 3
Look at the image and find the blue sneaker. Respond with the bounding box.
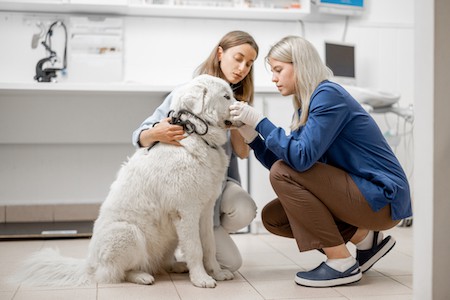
[356,231,396,273]
[295,261,361,287]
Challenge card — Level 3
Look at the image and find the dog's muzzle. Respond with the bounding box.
[224,119,244,127]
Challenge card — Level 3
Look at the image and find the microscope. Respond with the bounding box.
[33,21,67,83]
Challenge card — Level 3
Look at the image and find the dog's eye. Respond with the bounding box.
[224,94,231,100]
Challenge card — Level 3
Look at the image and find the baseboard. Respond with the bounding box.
[0,221,94,240]
[1,203,101,223]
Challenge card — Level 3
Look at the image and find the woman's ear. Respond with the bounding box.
[217,46,223,62]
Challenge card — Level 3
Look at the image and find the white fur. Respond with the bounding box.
[12,75,236,288]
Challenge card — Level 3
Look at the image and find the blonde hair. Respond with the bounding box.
[194,30,259,104]
[266,36,332,130]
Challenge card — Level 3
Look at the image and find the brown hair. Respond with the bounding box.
[194,30,259,104]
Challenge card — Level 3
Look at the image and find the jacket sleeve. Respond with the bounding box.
[131,91,175,148]
[248,133,281,170]
[255,88,349,172]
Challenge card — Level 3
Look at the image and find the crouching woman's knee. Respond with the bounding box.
[269,160,288,189]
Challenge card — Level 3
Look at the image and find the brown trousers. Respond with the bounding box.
[262,160,399,252]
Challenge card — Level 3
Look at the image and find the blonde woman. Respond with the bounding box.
[230,36,412,287]
[132,31,258,272]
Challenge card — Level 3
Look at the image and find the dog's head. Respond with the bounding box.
[170,74,238,129]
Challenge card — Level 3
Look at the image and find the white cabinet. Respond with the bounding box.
[0,0,311,20]
[0,85,281,207]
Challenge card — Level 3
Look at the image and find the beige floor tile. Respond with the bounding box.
[98,282,179,300]
[169,272,240,286]
[238,264,301,282]
[97,271,172,288]
[289,298,348,300]
[229,271,246,282]
[169,272,192,283]
[347,295,413,300]
[333,275,412,298]
[232,234,278,254]
[385,227,414,257]
[241,251,296,268]
[391,275,413,289]
[174,281,264,300]
[371,250,413,276]
[0,240,44,260]
[251,279,342,299]
[288,298,348,300]
[0,240,45,292]
[0,262,22,292]
[360,269,385,277]
[13,287,97,300]
[0,290,16,300]
[42,238,90,259]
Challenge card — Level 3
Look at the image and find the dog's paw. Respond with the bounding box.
[169,261,189,273]
[211,268,234,281]
[191,274,217,288]
[125,270,155,285]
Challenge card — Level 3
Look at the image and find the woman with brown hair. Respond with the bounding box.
[132,31,259,273]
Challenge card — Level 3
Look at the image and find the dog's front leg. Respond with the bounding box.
[173,210,216,288]
[200,199,234,281]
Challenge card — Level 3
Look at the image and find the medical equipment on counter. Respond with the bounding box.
[324,41,406,115]
[342,84,414,122]
[343,85,400,109]
[33,20,67,82]
[325,41,356,85]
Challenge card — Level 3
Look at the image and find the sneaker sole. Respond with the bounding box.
[294,271,362,288]
[360,236,396,273]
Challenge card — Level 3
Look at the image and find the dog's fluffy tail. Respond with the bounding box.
[10,248,90,287]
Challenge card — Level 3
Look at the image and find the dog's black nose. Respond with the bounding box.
[224,120,232,126]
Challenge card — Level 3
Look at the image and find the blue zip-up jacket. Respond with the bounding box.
[249,81,412,220]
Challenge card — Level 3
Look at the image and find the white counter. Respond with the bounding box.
[0,82,279,94]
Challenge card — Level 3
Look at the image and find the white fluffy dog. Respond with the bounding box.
[13,75,236,288]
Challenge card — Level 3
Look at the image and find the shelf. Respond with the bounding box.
[0,1,310,21]
[0,81,279,94]
[0,81,174,93]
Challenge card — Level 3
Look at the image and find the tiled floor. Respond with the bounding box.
[0,226,413,300]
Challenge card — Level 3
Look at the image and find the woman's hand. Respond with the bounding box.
[138,117,185,147]
[229,101,264,128]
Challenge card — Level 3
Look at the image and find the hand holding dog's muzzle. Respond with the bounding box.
[229,101,264,129]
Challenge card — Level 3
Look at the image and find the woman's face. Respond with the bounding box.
[218,44,257,84]
[268,57,295,96]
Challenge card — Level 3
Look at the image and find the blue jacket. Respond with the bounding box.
[249,80,412,220]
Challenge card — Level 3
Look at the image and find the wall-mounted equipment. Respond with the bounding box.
[325,40,401,109]
[313,0,364,16]
[33,21,68,83]
[325,41,356,85]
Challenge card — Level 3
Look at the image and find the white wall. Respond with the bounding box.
[413,0,450,298]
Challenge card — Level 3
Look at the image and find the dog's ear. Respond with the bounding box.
[176,84,207,115]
